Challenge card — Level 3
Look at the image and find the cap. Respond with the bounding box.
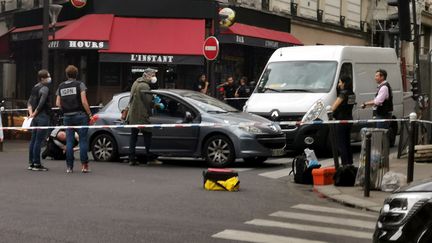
[142,67,158,75]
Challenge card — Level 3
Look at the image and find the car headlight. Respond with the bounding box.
[302,100,325,123]
[238,125,263,134]
[378,195,432,228]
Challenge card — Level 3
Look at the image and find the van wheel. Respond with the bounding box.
[203,135,235,168]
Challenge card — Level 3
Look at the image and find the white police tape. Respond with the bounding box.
[278,118,409,126]
[0,118,422,131]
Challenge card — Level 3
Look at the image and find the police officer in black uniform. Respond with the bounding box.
[331,75,356,165]
[56,65,92,173]
[222,76,237,107]
[27,69,52,171]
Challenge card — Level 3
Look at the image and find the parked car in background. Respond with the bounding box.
[373,179,432,243]
[88,89,286,167]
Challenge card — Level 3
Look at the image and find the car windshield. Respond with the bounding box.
[256,61,338,93]
[183,92,238,113]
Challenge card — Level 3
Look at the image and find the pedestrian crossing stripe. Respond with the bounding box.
[292,204,376,218]
[245,219,372,239]
[212,229,328,243]
[270,211,376,229]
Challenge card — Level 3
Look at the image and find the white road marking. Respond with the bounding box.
[245,219,372,239]
[292,204,377,218]
[259,168,292,179]
[270,211,376,229]
[227,168,254,172]
[212,229,328,243]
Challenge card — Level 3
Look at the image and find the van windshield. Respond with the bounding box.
[256,61,338,93]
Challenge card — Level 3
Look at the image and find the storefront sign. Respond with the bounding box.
[48,40,109,50]
[70,0,87,8]
[99,53,204,65]
[219,35,289,49]
[130,54,174,63]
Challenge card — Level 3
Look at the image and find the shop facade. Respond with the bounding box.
[7,0,301,105]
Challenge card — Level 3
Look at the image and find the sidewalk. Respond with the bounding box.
[314,153,432,213]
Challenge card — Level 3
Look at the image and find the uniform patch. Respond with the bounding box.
[60,87,77,96]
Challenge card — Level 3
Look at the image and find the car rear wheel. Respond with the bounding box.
[91,133,118,162]
[243,156,268,164]
[203,135,235,168]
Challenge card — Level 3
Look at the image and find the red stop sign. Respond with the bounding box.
[70,0,87,8]
[203,36,219,61]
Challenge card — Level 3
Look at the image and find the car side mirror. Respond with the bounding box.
[184,111,194,123]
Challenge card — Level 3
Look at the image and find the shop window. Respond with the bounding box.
[101,63,121,86]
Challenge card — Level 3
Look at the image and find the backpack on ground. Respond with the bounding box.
[333,165,358,187]
[290,155,321,184]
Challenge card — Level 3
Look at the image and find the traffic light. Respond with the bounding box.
[388,0,411,41]
[410,79,420,100]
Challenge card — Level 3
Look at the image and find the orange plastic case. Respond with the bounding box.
[312,167,336,185]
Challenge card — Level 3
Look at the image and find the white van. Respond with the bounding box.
[245,45,403,152]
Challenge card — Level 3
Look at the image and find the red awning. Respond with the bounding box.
[221,23,302,46]
[52,14,114,41]
[100,17,205,55]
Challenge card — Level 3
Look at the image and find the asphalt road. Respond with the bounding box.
[0,149,377,243]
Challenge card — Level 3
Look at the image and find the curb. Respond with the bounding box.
[313,185,382,213]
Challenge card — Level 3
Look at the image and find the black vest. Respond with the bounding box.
[29,83,51,115]
[58,81,83,114]
[374,82,393,116]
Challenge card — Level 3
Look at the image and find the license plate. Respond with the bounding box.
[271,148,286,156]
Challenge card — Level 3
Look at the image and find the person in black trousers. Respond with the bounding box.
[331,75,356,165]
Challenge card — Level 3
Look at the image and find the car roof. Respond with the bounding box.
[114,89,200,99]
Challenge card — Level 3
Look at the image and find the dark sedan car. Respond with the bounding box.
[88,89,286,167]
[373,179,432,243]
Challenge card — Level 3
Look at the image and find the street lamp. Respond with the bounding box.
[42,1,62,70]
[49,4,62,39]
[42,0,49,69]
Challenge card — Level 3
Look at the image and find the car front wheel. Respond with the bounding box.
[91,133,118,162]
[203,135,235,168]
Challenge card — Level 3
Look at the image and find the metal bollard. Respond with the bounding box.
[407,112,417,183]
[364,132,372,197]
[326,106,340,169]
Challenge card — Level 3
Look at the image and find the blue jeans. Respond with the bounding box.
[29,113,50,165]
[63,113,89,169]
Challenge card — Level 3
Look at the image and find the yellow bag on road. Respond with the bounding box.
[203,168,240,192]
[204,176,240,191]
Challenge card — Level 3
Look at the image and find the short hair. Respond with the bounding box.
[38,69,49,81]
[226,76,234,81]
[65,65,78,79]
[240,76,248,83]
[340,75,353,90]
[376,69,387,80]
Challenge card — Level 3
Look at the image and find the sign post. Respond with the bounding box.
[203,36,219,61]
[203,36,220,98]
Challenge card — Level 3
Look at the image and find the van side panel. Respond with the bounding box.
[354,63,403,120]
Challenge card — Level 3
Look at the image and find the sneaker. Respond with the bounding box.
[66,167,73,173]
[32,164,49,171]
[147,159,163,165]
[27,164,34,170]
[129,160,138,166]
[81,163,91,173]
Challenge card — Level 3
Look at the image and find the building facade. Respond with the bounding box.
[2,0,432,105]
